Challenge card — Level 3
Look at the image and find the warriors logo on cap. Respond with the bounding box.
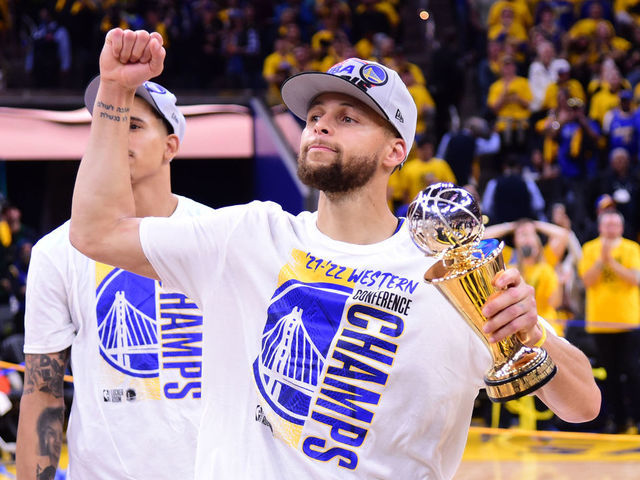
[360,64,388,86]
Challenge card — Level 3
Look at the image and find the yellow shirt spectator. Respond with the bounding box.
[263,49,297,104]
[401,158,456,203]
[487,76,533,131]
[488,21,528,43]
[488,0,533,29]
[589,88,621,126]
[579,237,640,333]
[541,80,586,110]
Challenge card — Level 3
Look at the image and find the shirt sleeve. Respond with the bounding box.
[23,236,76,354]
[139,202,278,308]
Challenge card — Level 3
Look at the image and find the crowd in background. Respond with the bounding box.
[0,0,640,438]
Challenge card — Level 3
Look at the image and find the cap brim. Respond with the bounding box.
[281,71,389,123]
[84,76,158,115]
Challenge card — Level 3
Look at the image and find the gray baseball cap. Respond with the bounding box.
[84,76,186,142]
[281,58,417,159]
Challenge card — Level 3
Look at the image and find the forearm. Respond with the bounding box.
[70,81,136,260]
[17,393,65,479]
[607,261,639,285]
[483,222,515,239]
[535,333,601,422]
[17,351,69,480]
[580,262,602,287]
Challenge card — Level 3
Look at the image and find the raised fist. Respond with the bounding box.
[99,28,165,90]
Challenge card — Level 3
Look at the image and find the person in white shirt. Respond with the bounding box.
[528,41,567,112]
[69,28,600,480]
[17,74,212,479]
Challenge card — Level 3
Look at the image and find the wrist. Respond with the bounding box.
[519,322,546,347]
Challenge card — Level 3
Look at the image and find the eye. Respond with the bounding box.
[308,114,320,123]
[343,116,354,123]
[130,123,141,130]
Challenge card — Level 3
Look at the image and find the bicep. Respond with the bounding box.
[70,217,158,280]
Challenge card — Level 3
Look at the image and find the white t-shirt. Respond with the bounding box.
[140,201,491,480]
[24,195,212,480]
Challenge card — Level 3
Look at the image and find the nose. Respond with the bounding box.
[313,115,332,135]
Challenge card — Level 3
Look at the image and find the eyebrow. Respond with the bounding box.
[130,116,146,124]
[308,99,356,109]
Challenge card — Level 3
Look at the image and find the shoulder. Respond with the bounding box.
[33,221,72,256]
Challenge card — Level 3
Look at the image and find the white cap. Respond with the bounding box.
[84,76,186,142]
[281,58,417,159]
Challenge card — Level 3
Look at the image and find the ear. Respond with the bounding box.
[382,137,407,170]
[163,134,180,164]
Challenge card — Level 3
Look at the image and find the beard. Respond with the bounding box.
[297,145,378,194]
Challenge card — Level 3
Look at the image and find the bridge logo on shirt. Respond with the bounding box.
[96,268,159,377]
[96,265,203,400]
[253,279,351,424]
[253,249,418,469]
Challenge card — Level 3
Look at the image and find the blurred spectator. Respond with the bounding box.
[484,218,564,335]
[588,148,640,240]
[396,135,456,213]
[488,0,532,30]
[554,96,602,180]
[476,39,503,113]
[602,89,638,159]
[99,2,131,34]
[578,210,640,434]
[540,59,586,111]
[528,41,566,112]
[487,3,528,54]
[352,0,395,40]
[529,3,563,52]
[221,6,262,89]
[188,1,224,89]
[590,68,626,126]
[54,0,100,89]
[263,38,297,105]
[400,67,434,137]
[25,7,72,88]
[437,119,476,187]
[487,55,533,156]
[482,154,546,224]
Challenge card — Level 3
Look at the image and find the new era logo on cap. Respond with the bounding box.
[281,58,417,160]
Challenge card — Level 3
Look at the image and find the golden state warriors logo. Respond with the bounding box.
[253,279,351,424]
[360,64,388,86]
[96,268,160,378]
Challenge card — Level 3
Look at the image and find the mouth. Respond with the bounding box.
[306,142,337,153]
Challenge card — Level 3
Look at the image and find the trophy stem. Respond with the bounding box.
[425,241,557,403]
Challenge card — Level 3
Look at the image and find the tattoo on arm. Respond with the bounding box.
[96,100,130,123]
[37,406,64,464]
[36,465,57,480]
[23,350,70,398]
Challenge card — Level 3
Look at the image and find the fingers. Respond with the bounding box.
[482,269,538,343]
[106,28,161,66]
[106,27,124,58]
[148,40,166,78]
[129,30,150,63]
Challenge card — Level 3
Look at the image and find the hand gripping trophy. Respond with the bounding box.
[407,183,556,402]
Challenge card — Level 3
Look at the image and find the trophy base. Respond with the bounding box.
[484,347,557,403]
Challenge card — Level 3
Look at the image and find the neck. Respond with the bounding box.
[316,177,398,244]
[132,174,178,218]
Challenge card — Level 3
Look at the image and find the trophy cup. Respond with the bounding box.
[407,183,556,402]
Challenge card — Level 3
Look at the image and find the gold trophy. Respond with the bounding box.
[407,183,556,402]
